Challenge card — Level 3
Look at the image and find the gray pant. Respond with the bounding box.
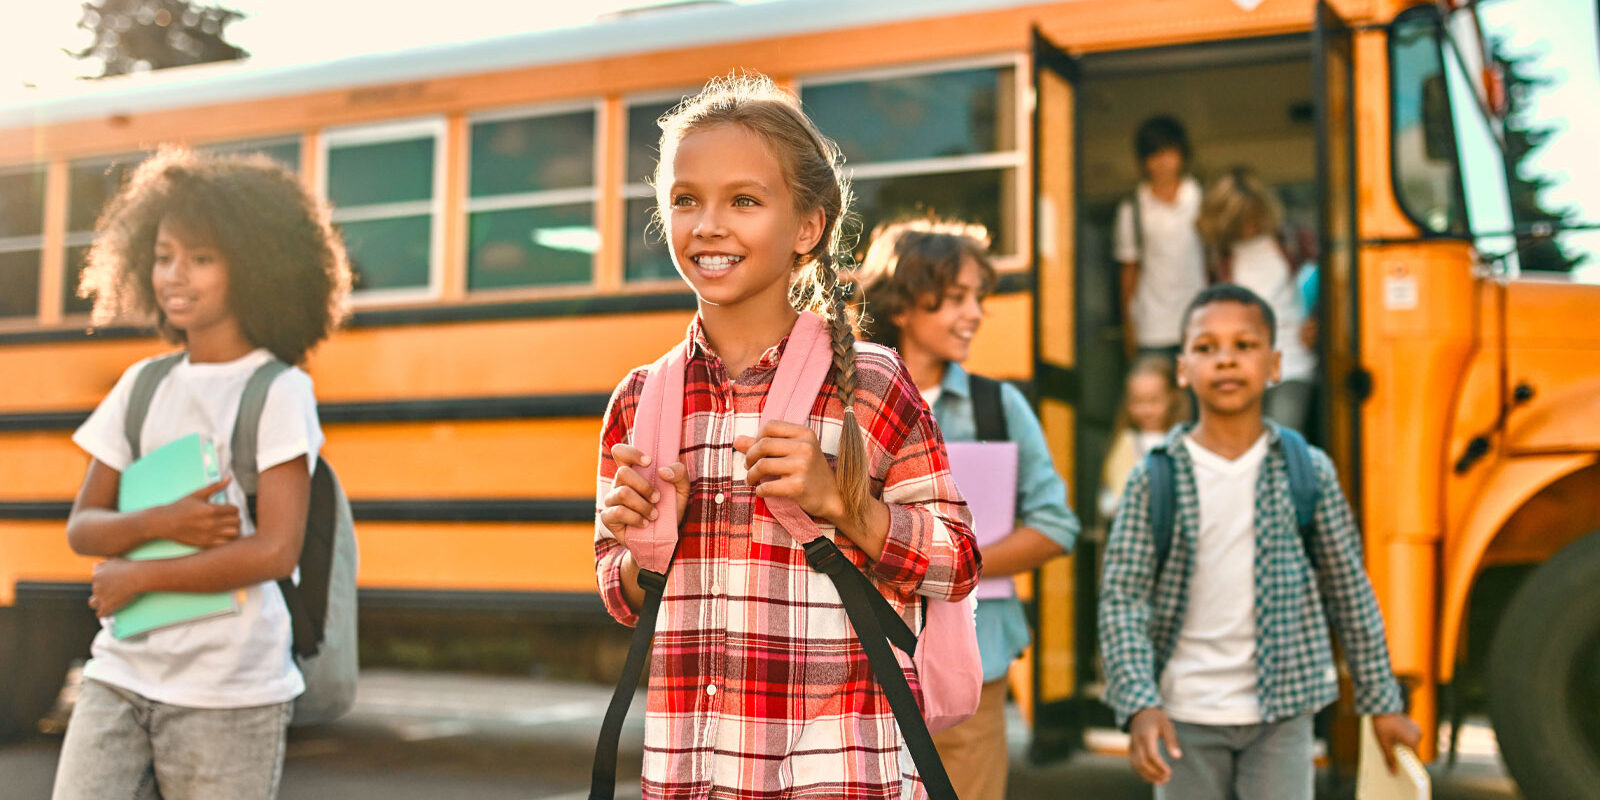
[1154,714,1315,800]
[52,679,292,800]
[1265,380,1314,433]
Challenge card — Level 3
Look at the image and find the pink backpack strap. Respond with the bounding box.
[757,312,835,545]
[628,342,688,577]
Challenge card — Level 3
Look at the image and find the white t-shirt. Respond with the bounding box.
[1229,234,1316,382]
[72,348,323,708]
[1160,432,1269,725]
[1114,177,1207,348]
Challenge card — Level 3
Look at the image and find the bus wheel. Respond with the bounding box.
[0,599,96,740]
[1489,530,1600,799]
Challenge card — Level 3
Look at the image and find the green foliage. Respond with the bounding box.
[1495,42,1585,273]
[71,0,248,77]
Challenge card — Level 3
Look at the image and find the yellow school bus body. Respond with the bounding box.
[2,1,1598,794]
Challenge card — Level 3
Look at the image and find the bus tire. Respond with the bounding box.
[0,601,96,740]
[1488,529,1600,800]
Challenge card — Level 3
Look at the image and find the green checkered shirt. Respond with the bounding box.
[1097,422,1405,728]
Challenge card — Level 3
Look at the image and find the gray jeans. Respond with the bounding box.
[1265,380,1314,433]
[1154,714,1315,800]
[52,679,292,800]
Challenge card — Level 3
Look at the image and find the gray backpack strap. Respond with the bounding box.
[124,353,186,461]
[231,359,291,496]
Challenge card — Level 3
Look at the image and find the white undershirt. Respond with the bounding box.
[1160,432,1269,725]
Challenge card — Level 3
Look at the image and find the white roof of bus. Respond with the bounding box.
[0,0,1051,129]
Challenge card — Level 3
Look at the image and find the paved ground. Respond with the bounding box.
[0,669,1522,799]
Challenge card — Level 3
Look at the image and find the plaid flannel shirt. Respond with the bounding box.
[1097,422,1404,729]
[595,318,979,800]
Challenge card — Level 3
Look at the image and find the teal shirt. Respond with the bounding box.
[928,363,1079,682]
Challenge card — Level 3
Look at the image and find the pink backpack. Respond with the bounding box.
[589,311,981,800]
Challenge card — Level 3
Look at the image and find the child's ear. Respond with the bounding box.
[793,206,826,257]
[1176,354,1190,387]
[1270,349,1282,384]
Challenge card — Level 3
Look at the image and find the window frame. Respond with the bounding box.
[319,116,450,305]
[0,162,48,322]
[620,88,696,288]
[462,98,605,295]
[793,54,1030,263]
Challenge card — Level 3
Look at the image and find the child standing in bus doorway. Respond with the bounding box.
[854,219,1078,800]
[1097,283,1420,799]
[1196,166,1318,432]
[53,148,350,800]
[1114,115,1207,362]
[1098,354,1189,523]
[594,75,979,798]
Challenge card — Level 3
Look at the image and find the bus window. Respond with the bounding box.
[323,119,444,298]
[65,153,147,316]
[0,165,45,320]
[799,62,1022,257]
[1390,7,1469,238]
[1475,0,1600,281]
[467,105,599,290]
[201,136,302,172]
[1442,31,1520,273]
[624,96,687,283]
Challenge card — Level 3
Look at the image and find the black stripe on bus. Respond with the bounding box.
[0,274,1035,346]
[0,499,595,523]
[0,392,613,433]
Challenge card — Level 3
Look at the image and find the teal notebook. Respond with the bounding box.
[114,433,241,639]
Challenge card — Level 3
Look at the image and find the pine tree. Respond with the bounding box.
[1495,43,1584,273]
[70,0,248,77]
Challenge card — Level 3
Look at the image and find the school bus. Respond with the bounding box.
[1,0,1596,793]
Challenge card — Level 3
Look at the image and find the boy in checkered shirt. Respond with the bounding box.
[1097,284,1420,799]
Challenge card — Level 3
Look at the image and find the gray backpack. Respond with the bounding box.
[126,353,359,727]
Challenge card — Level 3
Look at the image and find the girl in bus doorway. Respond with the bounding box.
[1115,115,1208,362]
[1196,166,1318,432]
[594,75,979,799]
[53,148,350,800]
[855,219,1078,800]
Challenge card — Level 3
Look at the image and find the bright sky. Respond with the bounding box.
[0,0,735,92]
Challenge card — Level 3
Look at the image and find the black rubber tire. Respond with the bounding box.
[1488,530,1600,800]
[0,600,98,740]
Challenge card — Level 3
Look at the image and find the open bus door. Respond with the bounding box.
[1027,27,1094,762]
[1315,0,1366,775]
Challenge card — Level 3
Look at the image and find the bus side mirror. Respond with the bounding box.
[1422,74,1455,161]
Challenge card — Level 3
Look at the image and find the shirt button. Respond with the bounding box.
[714,492,725,505]
[710,582,722,596]
[705,684,718,697]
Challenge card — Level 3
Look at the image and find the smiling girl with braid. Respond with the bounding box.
[593,74,979,798]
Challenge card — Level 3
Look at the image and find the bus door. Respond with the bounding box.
[1027,27,1091,761]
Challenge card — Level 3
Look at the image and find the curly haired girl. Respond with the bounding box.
[54,147,350,800]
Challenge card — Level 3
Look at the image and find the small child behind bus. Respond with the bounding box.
[855,219,1078,800]
[54,148,350,800]
[1098,354,1189,522]
[1097,284,1419,799]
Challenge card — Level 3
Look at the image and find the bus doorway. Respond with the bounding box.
[1030,33,1325,758]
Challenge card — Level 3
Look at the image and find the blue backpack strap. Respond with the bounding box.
[123,352,186,461]
[1277,426,1321,569]
[1144,446,1177,573]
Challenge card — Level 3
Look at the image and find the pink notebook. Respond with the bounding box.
[945,441,1019,600]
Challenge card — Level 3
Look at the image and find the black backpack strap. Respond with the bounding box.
[123,353,185,461]
[1144,447,1177,576]
[967,374,1008,443]
[802,538,957,800]
[1277,427,1321,570]
[590,568,668,800]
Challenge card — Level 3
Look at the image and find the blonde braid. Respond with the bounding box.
[817,257,871,521]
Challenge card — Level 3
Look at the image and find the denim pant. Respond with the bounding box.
[52,679,292,800]
[1154,714,1315,800]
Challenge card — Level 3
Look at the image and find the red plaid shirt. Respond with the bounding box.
[595,318,979,800]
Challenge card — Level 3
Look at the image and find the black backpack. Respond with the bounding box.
[1142,426,1321,576]
[125,352,358,726]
